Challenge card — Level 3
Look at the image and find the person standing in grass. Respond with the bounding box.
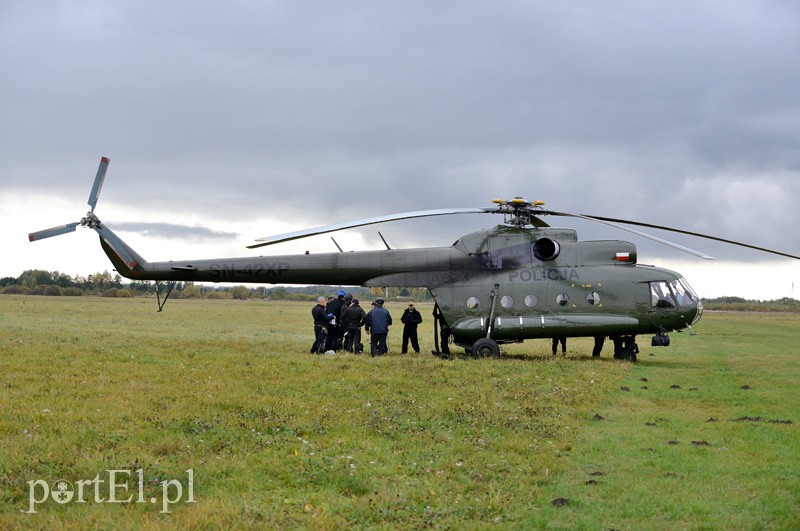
[325,290,347,351]
[432,303,451,355]
[311,296,334,354]
[592,335,605,357]
[341,298,367,353]
[552,336,566,356]
[365,298,392,356]
[400,302,423,354]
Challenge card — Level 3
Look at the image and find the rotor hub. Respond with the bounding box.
[491,197,545,227]
[81,212,102,229]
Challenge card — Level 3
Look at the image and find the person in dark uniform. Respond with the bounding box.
[592,336,605,357]
[341,298,367,353]
[325,290,347,350]
[311,296,334,354]
[400,302,423,353]
[365,298,392,356]
[432,303,451,355]
[552,337,566,356]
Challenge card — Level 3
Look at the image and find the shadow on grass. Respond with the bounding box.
[429,350,556,362]
[430,347,705,370]
[431,350,624,363]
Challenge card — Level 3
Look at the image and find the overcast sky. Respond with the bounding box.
[2,1,799,299]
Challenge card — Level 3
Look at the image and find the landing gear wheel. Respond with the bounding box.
[612,336,639,362]
[471,338,500,359]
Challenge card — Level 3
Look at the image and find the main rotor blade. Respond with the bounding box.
[565,212,715,260]
[542,210,800,260]
[28,221,80,242]
[248,207,492,248]
[87,156,110,212]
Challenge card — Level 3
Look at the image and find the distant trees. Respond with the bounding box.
[228,286,250,300]
[88,271,122,291]
[701,297,800,312]
[3,269,132,297]
[182,284,202,298]
[19,269,71,288]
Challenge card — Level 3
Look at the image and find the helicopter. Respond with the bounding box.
[29,157,800,360]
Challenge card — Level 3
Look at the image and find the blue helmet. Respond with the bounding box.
[337,290,346,297]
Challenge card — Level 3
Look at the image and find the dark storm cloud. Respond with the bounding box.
[113,222,238,241]
[3,0,800,266]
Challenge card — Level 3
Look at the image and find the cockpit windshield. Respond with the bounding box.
[650,277,700,309]
[671,278,697,306]
[650,281,676,308]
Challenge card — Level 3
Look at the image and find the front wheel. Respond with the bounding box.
[471,338,500,359]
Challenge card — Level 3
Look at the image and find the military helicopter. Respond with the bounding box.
[29,157,800,360]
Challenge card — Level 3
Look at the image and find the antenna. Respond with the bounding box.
[378,231,391,250]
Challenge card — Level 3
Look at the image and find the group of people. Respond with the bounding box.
[311,290,367,354]
[310,292,425,357]
[313,295,609,358]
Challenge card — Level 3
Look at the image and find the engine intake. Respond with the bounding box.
[533,238,560,261]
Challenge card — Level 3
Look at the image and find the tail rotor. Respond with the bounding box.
[28,156,110,242]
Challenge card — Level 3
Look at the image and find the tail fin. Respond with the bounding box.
[97,225,148,279]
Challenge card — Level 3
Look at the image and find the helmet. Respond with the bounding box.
[337,290,346,297]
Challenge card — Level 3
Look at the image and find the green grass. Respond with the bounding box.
[0,297,797,528]
[531,312,800,529]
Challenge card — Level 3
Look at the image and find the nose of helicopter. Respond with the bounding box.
[693,299,704,324]
[685,299,703,325]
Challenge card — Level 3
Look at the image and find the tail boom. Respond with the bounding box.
[97,226,148,279]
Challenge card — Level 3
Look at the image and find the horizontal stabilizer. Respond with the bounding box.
[170,265,198,271]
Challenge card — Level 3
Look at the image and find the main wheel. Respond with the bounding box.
[613,336,638,361]
[471,338,500,359]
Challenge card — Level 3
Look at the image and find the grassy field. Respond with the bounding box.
[0,296,797,529]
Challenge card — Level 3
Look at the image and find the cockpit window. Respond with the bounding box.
[680,278,699,301]
[671,278,695,306]
[650,281,676,309]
